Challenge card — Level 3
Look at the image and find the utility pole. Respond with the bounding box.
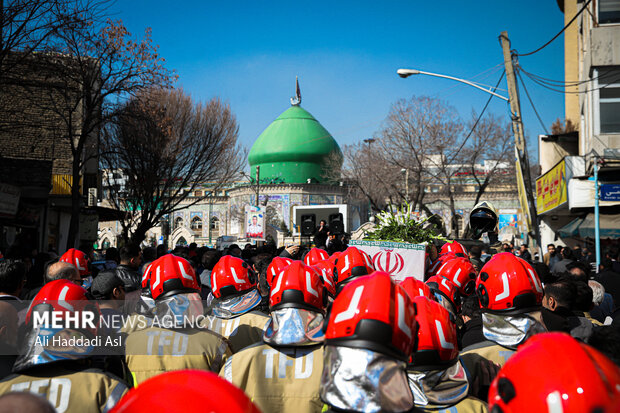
[363,138,375,219]
[208,191,213,246]
[255,165,260,207]
[401,168,409,203]
[500,31,540,250]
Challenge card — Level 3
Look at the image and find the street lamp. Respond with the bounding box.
[397,66,543,249]
[396,68,509,102]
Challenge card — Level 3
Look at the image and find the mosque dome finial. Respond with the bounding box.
[290,76,301,106]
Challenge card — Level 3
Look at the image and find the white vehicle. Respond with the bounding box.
[215,235,237,250]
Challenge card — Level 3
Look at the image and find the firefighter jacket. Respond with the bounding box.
[220,342,324,413]
[120,313,152,335]
[125,326,231,385]
[459,341,515,402]
[202,310,269,353]
[460,340,515,371]
[0,363,128,413]
[416,397,488,413]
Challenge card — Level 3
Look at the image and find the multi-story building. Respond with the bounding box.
[0,53,100,254]
[537,0,620,252]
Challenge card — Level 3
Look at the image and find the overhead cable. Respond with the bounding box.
[517,0,593,57]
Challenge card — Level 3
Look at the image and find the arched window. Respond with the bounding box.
[176,237,187,246]
[191,216,203,232]
[210,216,220,230]
[210,216,220,237]
[102,238,111,250]
[174,216,184,229]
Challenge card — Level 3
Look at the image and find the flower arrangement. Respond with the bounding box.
[364,203,445,244]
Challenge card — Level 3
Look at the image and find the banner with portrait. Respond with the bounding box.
[245,205,265,240]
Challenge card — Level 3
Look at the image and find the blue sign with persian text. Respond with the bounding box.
[600,184,620,201]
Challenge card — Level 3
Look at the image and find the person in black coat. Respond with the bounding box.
[313,220,329,248]
[596,259,620,308]
[458,295,486,350]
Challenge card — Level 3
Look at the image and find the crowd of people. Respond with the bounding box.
[0,238,618,412]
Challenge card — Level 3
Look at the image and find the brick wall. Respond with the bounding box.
[0,53,97,176]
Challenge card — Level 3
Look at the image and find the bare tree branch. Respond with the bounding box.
[101,87,245,245]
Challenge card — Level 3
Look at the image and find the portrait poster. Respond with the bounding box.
[245,205,265,240]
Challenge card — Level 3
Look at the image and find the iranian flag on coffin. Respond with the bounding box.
[349,240,426,282]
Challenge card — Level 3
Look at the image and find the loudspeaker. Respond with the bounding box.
[329,213,344,235]
[301,214,316,236]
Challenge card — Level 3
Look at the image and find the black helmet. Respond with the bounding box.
[469,201,498,239]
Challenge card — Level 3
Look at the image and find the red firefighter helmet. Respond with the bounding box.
[440,241,468,258]
[211,255,257,299]
[328,251,342,266]
[149,254,199,300]
[110,370,261,413]
[488,333,620,413]
[426,275,461,314]
[26,279,100,337]
[476,252,541,314]
[312,260,336,297]
[516,256,544,304]
[265,257,293,287]
[59,248,90,276]
[435,257,477,297]
[270,261,325,312]
[411,296,459,369]
[325,271,417,361]
[426,252,457,279]
[141,262,154,292]
[334,247,374,286]
[399,277,435,301]
[304,248,330,266]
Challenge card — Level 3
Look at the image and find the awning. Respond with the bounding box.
[557,213,620,239]
[89,206,129,222]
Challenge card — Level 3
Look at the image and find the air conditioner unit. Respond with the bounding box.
[88,188,97,207]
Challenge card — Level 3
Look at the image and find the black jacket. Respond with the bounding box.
[542,307,593,341]
[596,269,620,308]
[459,317,486,350]
[313,226,329,248]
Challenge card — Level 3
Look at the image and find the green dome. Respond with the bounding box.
[248,105,342,184]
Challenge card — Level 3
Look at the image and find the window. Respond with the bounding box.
[210,217,220,237]
[597,68,620,133]
[174,216,184,229]
[599,0,620,24]
[191,216,202,231]
[194,190,202,197]
[210,216,219,230]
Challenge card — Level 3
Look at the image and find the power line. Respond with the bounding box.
[516,63,620,89]
[519,66,620,94]
[516,67,549,134]
[447,70,506,164]
[519,66,596,87]
[517,0,593,57]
